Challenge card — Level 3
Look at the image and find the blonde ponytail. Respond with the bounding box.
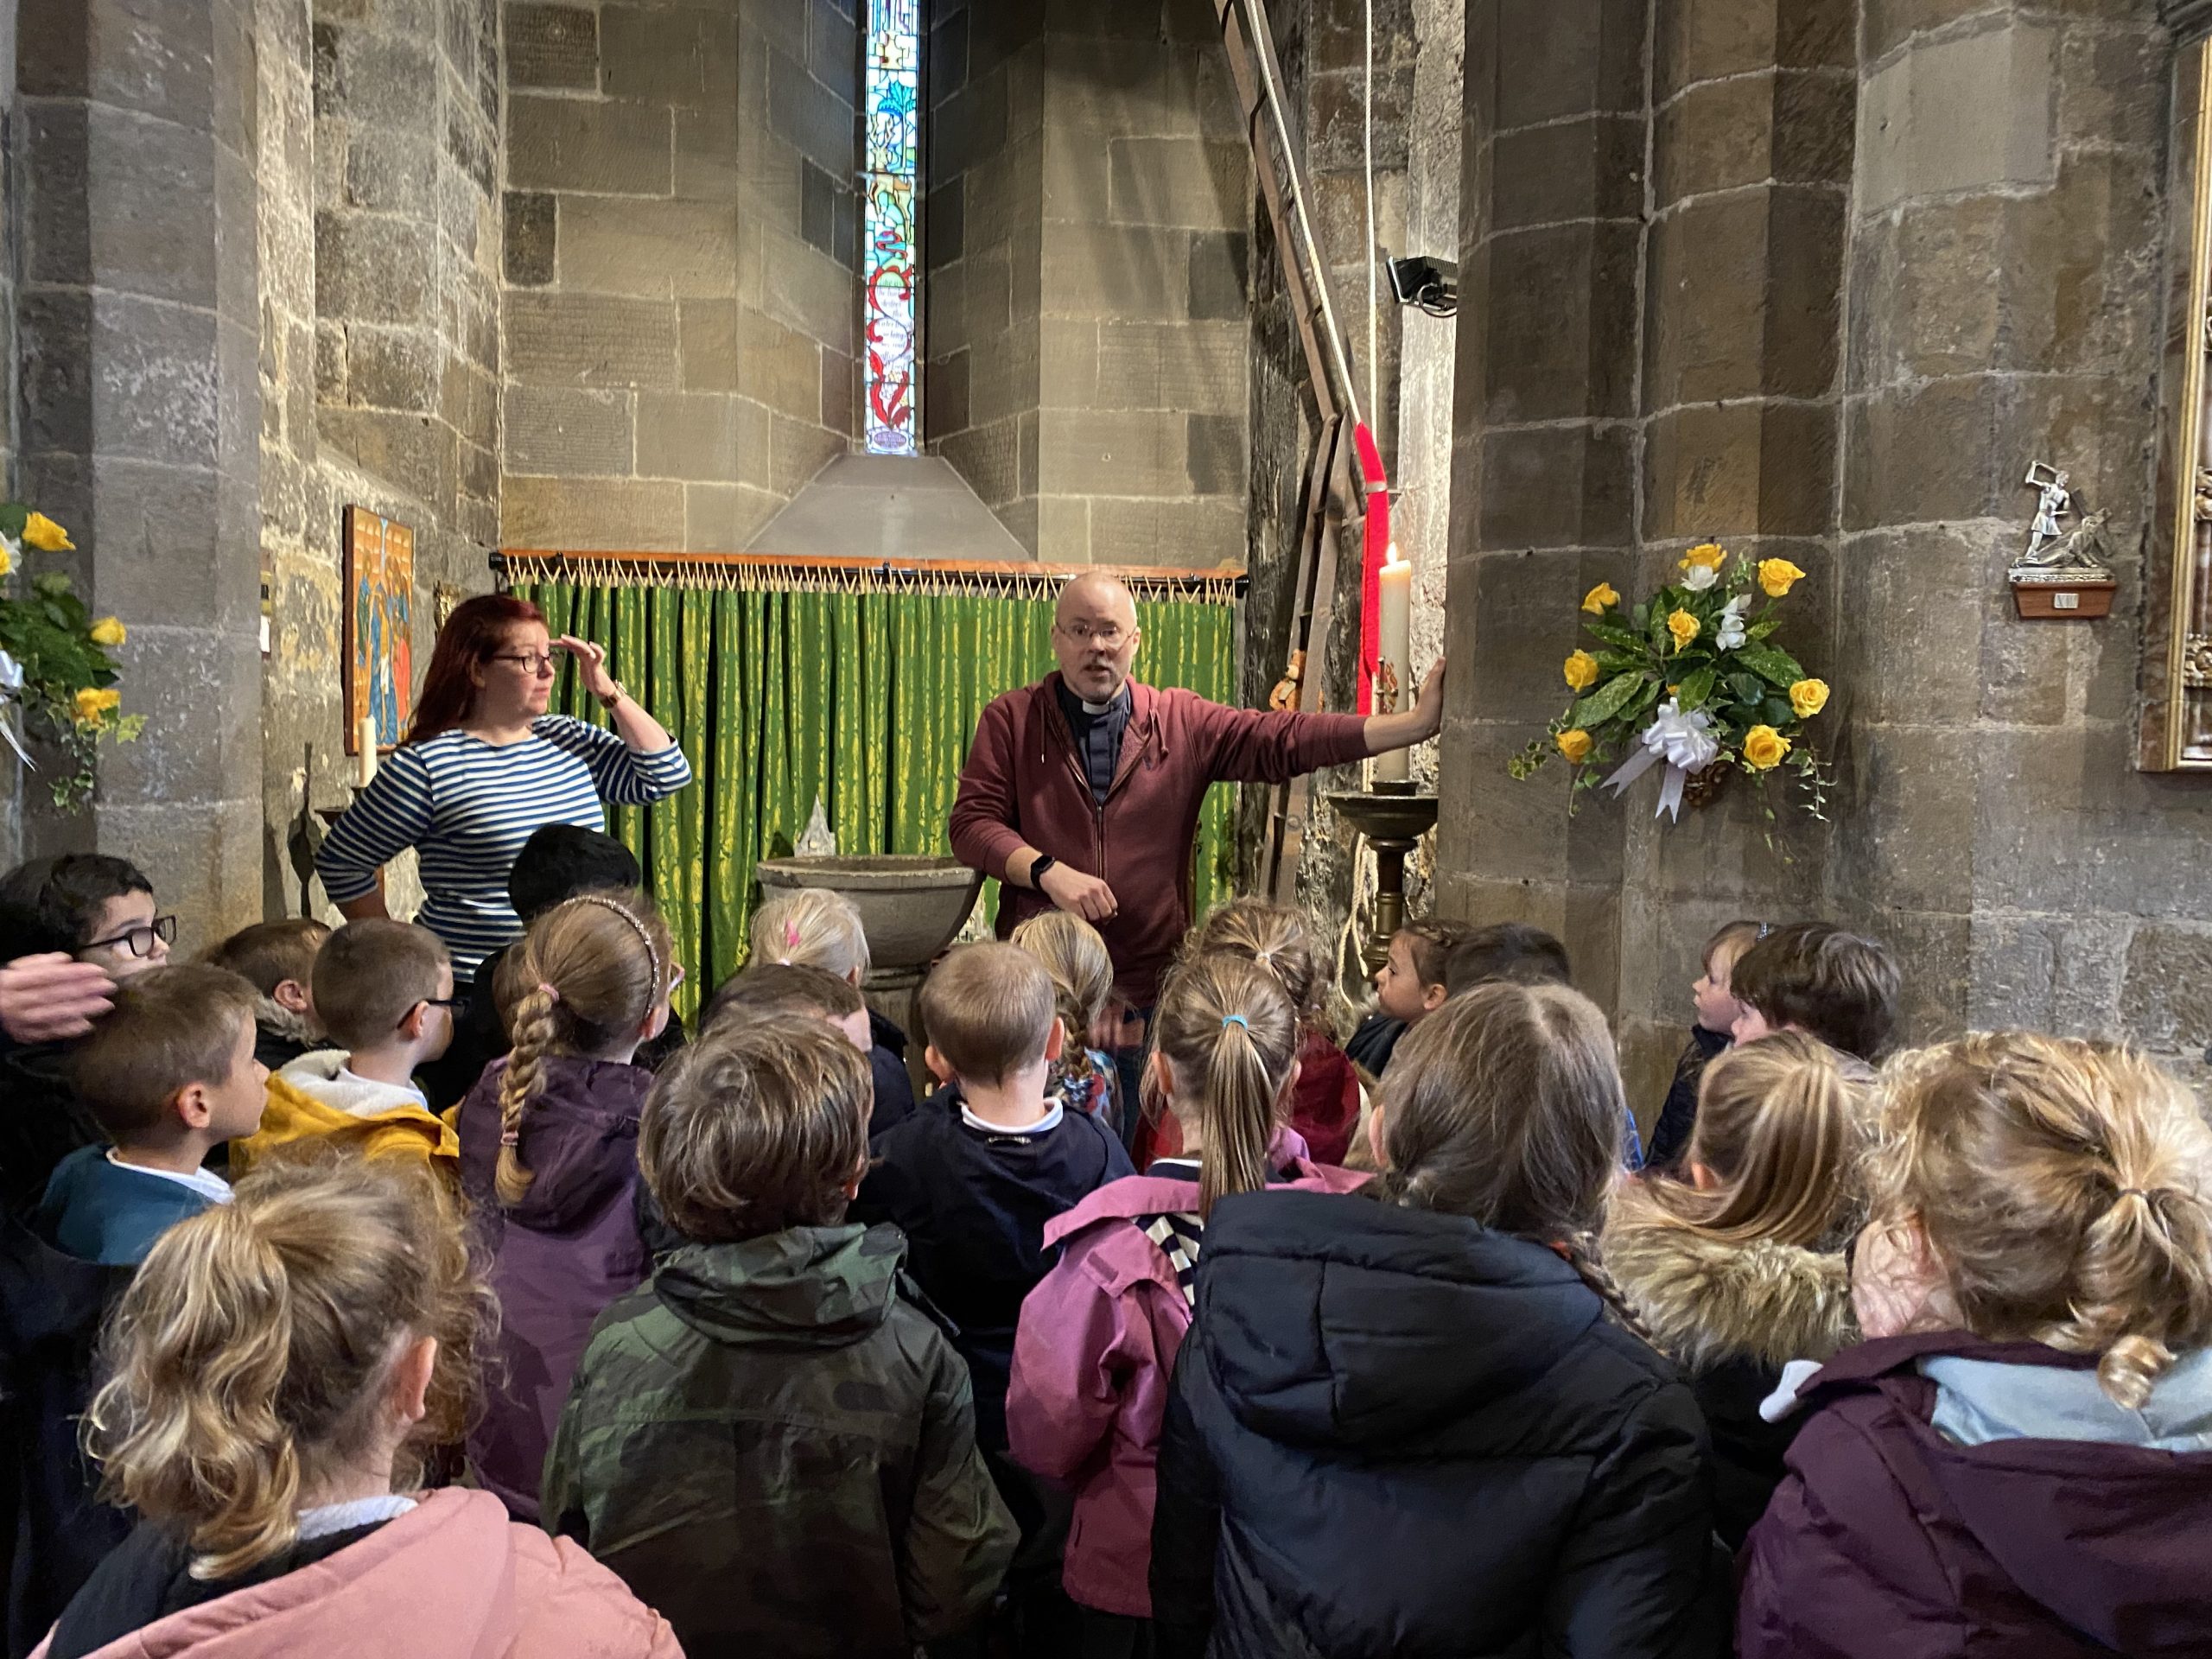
[1873,1033,2212,1409]
[1151,954,1298,1218]
[494,889,673,1209]
[85,1153,490,1580]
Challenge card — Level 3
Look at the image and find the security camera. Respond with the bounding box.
[1386,256,1458,316]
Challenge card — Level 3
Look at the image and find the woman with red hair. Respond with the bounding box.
[315,596,691,981]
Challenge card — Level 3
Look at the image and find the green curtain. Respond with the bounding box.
[513,573,1240,1021]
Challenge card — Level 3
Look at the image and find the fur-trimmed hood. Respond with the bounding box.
[1601,1180,1855,1374]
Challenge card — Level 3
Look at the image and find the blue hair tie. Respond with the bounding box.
[1222,1014,1249,1031]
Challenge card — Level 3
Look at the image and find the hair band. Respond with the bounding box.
[559,893,661,989]
[499,1130,520,1147]
[537,982,561,1004]
[2118,1186,2150,1201]
[1222,1014,1249,1031]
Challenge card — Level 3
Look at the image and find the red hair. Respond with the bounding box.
[405,594,547,745]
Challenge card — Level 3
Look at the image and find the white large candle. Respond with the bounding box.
[1375,549,1413,783]
[357,714,378,790]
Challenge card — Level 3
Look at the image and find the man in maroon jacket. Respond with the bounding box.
[950,572,1442,1088]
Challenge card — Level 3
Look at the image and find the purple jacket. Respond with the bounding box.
[456,1055,654,1522]
[1739,1332,2212,1658]
[1004,1129,1366,1618]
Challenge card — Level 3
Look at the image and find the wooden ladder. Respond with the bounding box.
[1211,0,1376,904]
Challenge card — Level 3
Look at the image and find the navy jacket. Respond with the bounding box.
[854,1086,1132,1448]
[1153,1190,1724,1659]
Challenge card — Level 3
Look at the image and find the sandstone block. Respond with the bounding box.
[1108,137,1249,232]
[1494,0,1645,130]
[22,0,215,129]
[1185,411,1244,496]
[320,406,456,512]
[1083,493,1246,568]
[679,298,738,391]
[1858,17,2055,215]
[1643,401,1837,539]
[822,351,855,440]
[1833,524,1992,728]
[637,390,741,480]
[602,5,737,108]
[345,325,440,413]
[938,417,1022,505]
[504,474,686,550]
[927,352,973,435]
[507,94,671,194]
[2120,925,2212,1053]
[1186,230,1248,321]
[316,212,432,325]
[557,194,740,298]
[505,191,556,285]
[1486,221,1639,424]
[1655,0,1853,102]
[503,385,634,475]
[1476,424,1635,551]
[768,47,855,174]
[506,3,599,88]
[506,292,680,389]
[1492,112,1644,231]
[1038,408,1185,496]
[673,104,739,200]
[736,307,823,419]
[685,480,778,550]
[767,412,841,496]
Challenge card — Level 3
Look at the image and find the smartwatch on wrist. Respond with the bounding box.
[1028,855,1058,889]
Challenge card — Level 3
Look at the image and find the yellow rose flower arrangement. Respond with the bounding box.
[1515,533,1832,825]
[0,500,140,810]
[1758,558,1806,598]
[1788,678,1829,719]
[1741,725,1791,770]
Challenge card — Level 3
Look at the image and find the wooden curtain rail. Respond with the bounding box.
[494,549,1249,592]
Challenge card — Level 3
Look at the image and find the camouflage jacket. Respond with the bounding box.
[541,1222,1015,1659]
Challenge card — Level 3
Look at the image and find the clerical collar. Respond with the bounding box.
[1071,685,1128,718]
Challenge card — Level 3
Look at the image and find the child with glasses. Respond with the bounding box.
[234,919,461,1174]
[455,889,678,1522]
[0,854,175,1213]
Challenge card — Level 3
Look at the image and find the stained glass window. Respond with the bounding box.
[864,0,920,455]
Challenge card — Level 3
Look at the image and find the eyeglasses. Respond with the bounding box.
[83,914,177,958]
[1056,622,1132,650]
[423,992,472,1019]
[490,652,558,676]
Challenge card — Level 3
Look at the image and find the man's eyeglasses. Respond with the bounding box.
[423,993,473,1019]
[1056,622,1132,650]
[84,915,177,958]
[490,652,558,676]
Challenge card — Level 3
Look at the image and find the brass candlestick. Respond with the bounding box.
[1324,779,1440,976]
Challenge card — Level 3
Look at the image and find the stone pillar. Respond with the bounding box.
[1613,0,1853,1099]
[16,0,264,945]
[1835,0,2189,1046]
[1440,0,1650,1008]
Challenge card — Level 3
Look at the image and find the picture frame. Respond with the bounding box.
[343,505,415,755]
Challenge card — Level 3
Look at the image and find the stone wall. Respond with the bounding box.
[928,0,1251,563]
[16,0,266,946]
[1437,0,2211,1111]
[500,0,857,554]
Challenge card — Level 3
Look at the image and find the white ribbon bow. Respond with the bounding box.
[1603,699,1719,821]
[0,650,35,770]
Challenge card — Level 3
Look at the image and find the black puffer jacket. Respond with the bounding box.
[1152,1190,1724,1659]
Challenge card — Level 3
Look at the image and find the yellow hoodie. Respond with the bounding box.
[234,1050,461,1176]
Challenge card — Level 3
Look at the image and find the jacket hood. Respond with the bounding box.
[1194,1189,1603,1450]
[1808,1334,2212,1649]
[464,1057,652,1231]
[1602,1181,1855,1372]
[276,1052,429,1118]
[653,1222,905,1347]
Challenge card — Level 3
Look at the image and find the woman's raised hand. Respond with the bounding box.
[555,635,620,700]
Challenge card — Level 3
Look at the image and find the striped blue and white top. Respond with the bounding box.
[316,716,693,976]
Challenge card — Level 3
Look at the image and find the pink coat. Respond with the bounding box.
[1005,1130,1367,1618]
[33,1488,682,1659]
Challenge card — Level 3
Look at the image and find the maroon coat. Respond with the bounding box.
[1738,1332,2212,1659]
[950,674,1369,1006]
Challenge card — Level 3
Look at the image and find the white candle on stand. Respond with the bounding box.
[357,714,378,790]
[1375,548,1413,784]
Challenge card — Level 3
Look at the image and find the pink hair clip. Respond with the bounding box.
[784,922,803,948]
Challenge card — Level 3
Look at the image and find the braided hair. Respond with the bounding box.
[1370,980,1664,1351]
[494,889,674,1207]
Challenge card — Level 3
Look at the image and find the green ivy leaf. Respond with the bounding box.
[1570,671,1650,729]
[0,505,29,541]
[1762,696,1796,728]
[1733,643,1805,689]
[1726,671,1767,706]
[1594,650,1645,675]
[1745,617,1782,642]
[1675,666,1717,710]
